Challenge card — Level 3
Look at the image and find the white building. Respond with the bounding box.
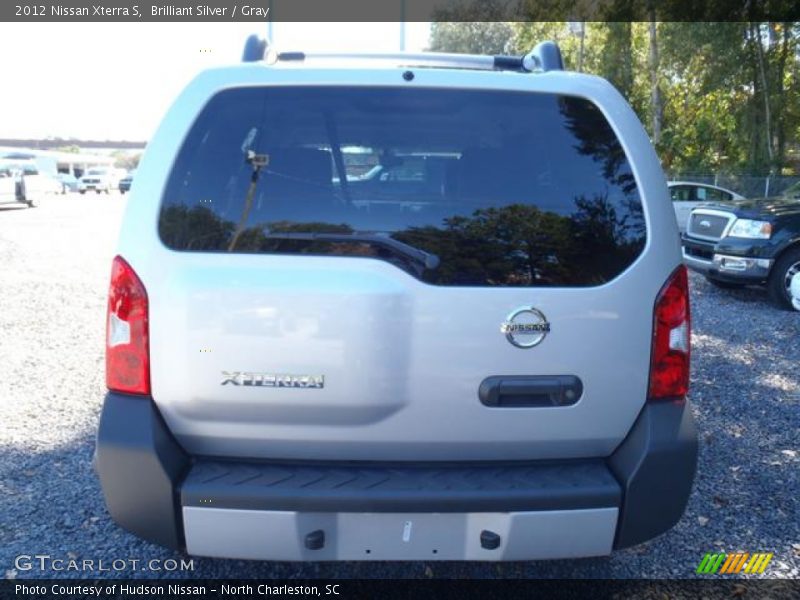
[0,147,114,178]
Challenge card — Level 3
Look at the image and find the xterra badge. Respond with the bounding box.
[500,307,550,348]
[221,372,324,388]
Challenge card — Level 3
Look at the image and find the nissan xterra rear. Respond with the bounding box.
[96,38,697,561]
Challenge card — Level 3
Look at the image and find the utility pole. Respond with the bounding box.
[267,0,273,43]
[399,0,406,51]
[567,22,585,72]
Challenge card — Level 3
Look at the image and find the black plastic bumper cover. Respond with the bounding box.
[95,395,696,551]
[181,459,620,513]
[95,392,189,550]
[609,401,698,549]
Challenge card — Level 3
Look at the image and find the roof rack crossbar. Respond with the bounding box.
[275,51,524,72]
[242,36,564,73]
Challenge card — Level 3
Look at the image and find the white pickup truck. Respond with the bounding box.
[78,167,125,194]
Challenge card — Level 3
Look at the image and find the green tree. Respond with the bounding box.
[428,22,514,55]
[444,19,800,176]
[111,151,141,171]
[601,22,634,101]
[657,22,800,175]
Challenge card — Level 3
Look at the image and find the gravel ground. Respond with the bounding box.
[1,195,798,580]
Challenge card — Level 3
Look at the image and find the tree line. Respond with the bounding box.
[430,21,800,177]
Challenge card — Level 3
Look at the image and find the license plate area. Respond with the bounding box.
[183,507,618,561]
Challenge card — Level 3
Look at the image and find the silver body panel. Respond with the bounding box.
[119,65,681,461]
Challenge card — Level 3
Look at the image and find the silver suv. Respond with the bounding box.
[96,38,697,561]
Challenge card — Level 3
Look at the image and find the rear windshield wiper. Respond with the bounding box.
[262,232,440,272]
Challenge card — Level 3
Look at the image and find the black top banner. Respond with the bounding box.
[2,0,800,22]
[2,579,800,600]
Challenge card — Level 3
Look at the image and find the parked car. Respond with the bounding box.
[1,158,63,200]
[57,173,80,194]
[0,165,33,208]
[95,38,697,562]
[118,171,134,194]
[667,181,745,233]
[0,159,64,205]
[683,197,800,310]
[78,167,119,194]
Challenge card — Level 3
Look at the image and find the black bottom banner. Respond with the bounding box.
[2,579,799,600]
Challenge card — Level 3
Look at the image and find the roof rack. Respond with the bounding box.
[241,35,564,73]
[242,34,269,62]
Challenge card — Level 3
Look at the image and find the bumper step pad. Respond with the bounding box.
[181,459,620,513]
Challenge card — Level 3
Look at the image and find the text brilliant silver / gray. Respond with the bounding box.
[221,372,324,389]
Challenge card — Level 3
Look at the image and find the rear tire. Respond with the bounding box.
[704,276,745,290]
[767,247,800,311]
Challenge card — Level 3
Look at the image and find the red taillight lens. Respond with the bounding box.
[648,265,691,402]
[106,256,150,395]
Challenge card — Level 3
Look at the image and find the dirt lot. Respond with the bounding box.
[1,194,798,579]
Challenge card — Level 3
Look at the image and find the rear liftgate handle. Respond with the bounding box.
[478,375,583,408]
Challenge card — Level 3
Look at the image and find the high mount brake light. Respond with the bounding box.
[648,266,691,402]
[106,256,150,395]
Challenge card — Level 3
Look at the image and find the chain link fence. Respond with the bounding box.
[666,174,800,199]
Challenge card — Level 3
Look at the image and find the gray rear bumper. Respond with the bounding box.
[95,392,697,559]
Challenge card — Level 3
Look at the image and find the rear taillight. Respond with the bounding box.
[648,265,691,402]
[106,256,150,395]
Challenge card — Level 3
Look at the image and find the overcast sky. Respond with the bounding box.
[0,22,430,141]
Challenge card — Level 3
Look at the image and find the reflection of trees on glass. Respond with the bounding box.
[395,204,572,285]
[159,205,234,251]
[160,205,367,256]
[559,96,638,197]
[570,194,645,284]
[396,199,643,286]
[242,220,354,254]
[159,197,644,287]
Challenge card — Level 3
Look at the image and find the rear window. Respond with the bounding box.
[159,86,645,287]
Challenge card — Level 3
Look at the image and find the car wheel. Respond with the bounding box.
[767,247,800,311]
[704,276,745,290]
[96,190,102,194]
[79,190,85,194]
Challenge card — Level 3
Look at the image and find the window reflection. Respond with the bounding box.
[159,87,646,287]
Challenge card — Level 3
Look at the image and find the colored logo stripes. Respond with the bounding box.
[696,552,774,574]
